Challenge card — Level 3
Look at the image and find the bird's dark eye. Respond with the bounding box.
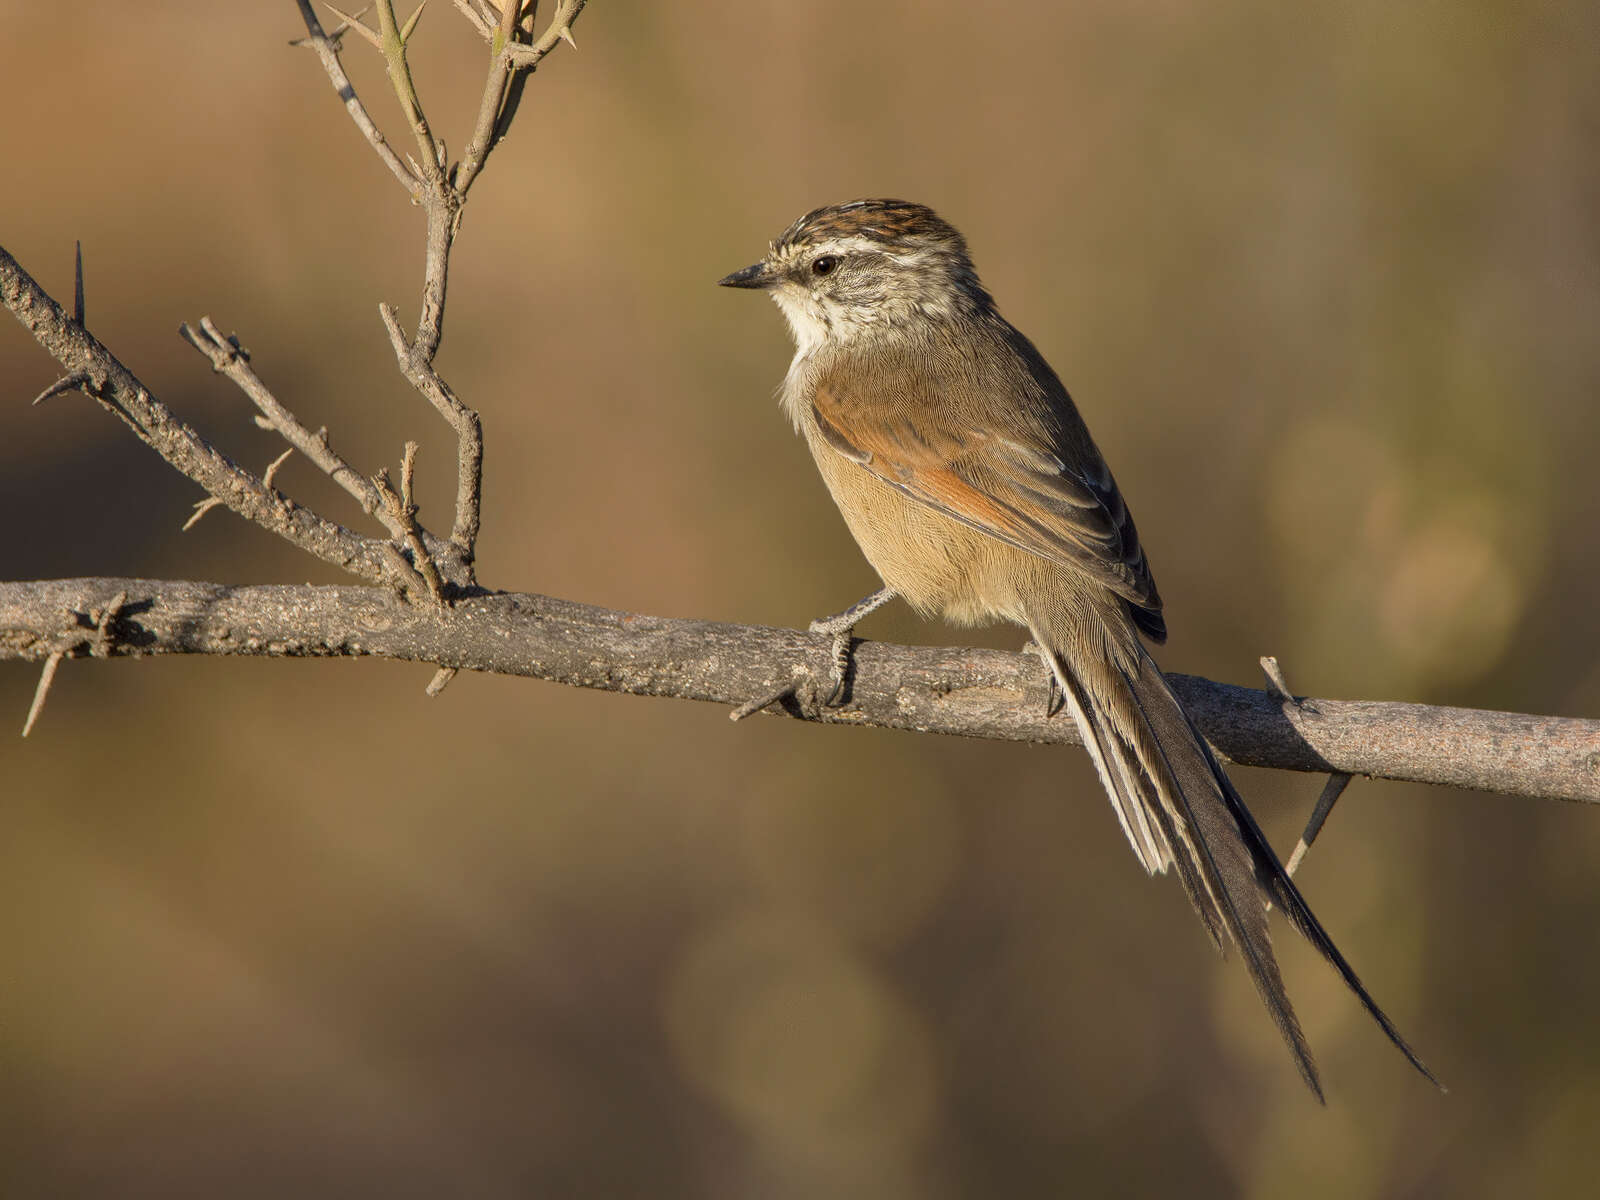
[810,255,839,277]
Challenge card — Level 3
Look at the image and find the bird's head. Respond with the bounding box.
[718,199,990,353]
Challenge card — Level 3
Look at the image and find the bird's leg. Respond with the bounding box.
[809,587,897,705]
[1019,640,1065,717]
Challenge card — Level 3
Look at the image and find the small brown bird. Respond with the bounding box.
[720,198,1438,1099]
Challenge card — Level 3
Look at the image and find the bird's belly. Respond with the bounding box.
[805,425,1021,627]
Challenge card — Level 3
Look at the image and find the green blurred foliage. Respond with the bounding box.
[3,2,1599,1196]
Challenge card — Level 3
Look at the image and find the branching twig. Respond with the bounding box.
[501,0,585,76]
[289,0,586,580]
[370,0,445,187]
[378,303,483,563]
[292,0,419,193]
[372,444,447,603]
[0,244,399,584]
[178,317,398,535]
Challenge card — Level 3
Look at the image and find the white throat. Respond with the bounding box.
[770,287,830,358]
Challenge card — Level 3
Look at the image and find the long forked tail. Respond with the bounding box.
[1030,622,1441,1101]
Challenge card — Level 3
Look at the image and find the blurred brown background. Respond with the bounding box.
[4,2,1599,1196]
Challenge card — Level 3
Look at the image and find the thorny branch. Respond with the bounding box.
[1,243,401,585]
[178,318,398,537]
[4,3,1596,819]
[2,580,1595,803]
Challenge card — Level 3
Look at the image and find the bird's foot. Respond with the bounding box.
[1020,639,1064,718]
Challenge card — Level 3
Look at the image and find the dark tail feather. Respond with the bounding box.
[1141,655,1445,1092]
[1037,626,1440,1098]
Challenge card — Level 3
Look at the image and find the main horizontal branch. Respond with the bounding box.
[4,577,1595,803]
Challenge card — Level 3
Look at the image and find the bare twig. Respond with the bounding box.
[178,317,404,538]
[3,578,1595,802]
[425,665,458,695]
[292,0,419,193]
[373,453,446,604]
[294,3,371,45]
[379,303,482,565]
[450,0,493,38]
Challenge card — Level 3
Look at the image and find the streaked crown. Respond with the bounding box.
[774,199,970,259]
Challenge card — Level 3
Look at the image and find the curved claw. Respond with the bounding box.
[1020,639,1064,717]
[820,628,853,706]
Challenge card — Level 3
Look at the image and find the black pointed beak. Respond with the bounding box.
[717,261,774,290]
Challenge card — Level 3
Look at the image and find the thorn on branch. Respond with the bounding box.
[321,2,382,47]
[262,447,296,491]
[1260,655,1298,707]
[730,679,801,722]
[1283,771,1354,879]
[500,0,585,69]
[400,0,429,45]
[74,240,85,326]
[182,496,226,532]
[19,591,128,738]
[425,665,458,696]
[21,651,64,738]
[32,372,92,406]
[291,3,370,45]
